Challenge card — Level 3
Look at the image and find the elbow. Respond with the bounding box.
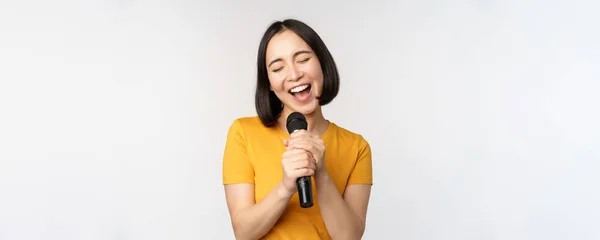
[231,221,244,240]
[330,221,365,240]
[331,232,363,240]
[230,217,251,240]
[356,225,366,239]
[350,218,366,240]
[351,224,365,240]
[233,232,251,240]
[357,218,366,236]
[231,219,265,240]
[232,227,252,240]
[231,222,256,240]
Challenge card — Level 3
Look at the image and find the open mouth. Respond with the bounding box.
[289,84,312,101]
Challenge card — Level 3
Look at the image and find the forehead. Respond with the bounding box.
[266,30,312,60]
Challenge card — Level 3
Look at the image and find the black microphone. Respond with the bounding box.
[286,112,314,208]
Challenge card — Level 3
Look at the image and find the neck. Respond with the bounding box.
[277,107,329,136]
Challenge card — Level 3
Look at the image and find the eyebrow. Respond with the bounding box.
[267,50,312,68]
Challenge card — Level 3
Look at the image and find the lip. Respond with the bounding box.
[287,83,311,93]
[290,85,312,103]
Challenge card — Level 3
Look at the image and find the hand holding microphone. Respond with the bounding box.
[284,130,326,174]
[281,112,326,208]
[280,143,316,206]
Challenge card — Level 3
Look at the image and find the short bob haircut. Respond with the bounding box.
[255,19,340,127]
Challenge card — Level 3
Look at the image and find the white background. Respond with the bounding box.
[1,0,599,239]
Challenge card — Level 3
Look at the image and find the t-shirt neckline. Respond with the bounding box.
[274,120,334,140]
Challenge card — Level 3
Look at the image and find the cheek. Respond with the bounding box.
[306,64,324,93]
[267,74,284,92]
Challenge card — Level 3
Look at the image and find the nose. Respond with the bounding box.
[287,64,303,82]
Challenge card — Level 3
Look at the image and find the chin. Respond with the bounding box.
[289,100,318,116]
[295,108,315,116]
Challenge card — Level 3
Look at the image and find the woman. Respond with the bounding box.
[222,19,373,240]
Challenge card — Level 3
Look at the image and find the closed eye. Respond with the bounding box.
[298,57,310,63]
[271,56,310,73]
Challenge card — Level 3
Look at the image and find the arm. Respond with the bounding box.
[286,131,373,239]
[222,119,290,239]
[222,121,317,239]
[224,182,293,240]
[316,170,372,240]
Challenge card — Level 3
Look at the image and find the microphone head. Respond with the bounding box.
[286,112,308,134]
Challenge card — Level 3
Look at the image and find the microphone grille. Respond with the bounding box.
[286,112,307,134]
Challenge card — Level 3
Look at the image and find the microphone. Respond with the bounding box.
[286,112,314,208]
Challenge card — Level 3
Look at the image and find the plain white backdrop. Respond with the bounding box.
[1,0,599,239]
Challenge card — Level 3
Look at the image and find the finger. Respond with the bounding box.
[288,150,316,166]
[295,130,319,139]
[300,150,317,165]
[291,159,316,171]
[307,138,325,153]
[290,130,312,139]
[282,149,303,160]
[292,168,315,177]
[290,130,307,137]
[282,149,309,161]
[289,137,319,150]
[288,141,314,154]
[307,158,316,169]
[285,148,308,154]
[287,140,302,150]
[301,154,317,168]
[289,158,313,170]
[302,168,315,176]
[286,138,305,148]
[290,130,322,141]
[290,138,323,153]
[288,136,320,147]
[289,141,316,153]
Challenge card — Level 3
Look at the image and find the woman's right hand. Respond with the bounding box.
[280,146,316,197]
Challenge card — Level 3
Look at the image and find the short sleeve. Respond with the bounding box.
[222,119,255,184]
[347,136,373,185]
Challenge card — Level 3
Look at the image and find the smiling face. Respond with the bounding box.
[265,29,324,117]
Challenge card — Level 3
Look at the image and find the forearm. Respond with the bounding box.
[316,170,364,240]
[232,182,291,240]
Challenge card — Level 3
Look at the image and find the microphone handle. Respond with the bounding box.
[296,176,313,208]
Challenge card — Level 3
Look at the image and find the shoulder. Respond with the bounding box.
[228,115,263,130]
[327,122,372,167]
[328,122,370,149]
[226,115,271,138]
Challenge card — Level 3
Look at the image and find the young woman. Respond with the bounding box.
[222,19,373,240]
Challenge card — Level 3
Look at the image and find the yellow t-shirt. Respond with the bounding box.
[222,116,373,240]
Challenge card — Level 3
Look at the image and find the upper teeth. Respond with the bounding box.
[290,84,309,93]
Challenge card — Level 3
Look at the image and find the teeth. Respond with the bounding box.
[290,84,309,93]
